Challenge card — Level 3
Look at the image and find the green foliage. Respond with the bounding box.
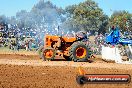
[110,11,132,32]
[0,0,132,34]
[10,0,65,29]
[0,15,8,24]
[65,0,109,33]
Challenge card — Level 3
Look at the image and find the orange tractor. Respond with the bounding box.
[39,31,92,62]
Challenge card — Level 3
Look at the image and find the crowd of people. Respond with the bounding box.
[0,23,132,59]
[0,23,44,51]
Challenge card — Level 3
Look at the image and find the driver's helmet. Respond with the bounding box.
[76,31,87,38]
[112,26,115,30]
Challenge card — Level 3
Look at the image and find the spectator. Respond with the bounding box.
[25,40,29,51]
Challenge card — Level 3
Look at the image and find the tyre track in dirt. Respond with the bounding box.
[0,61,132,88]
[0,54,132,88]
[0,58,132,70]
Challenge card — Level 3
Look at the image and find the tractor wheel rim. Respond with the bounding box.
[44,49,54,59]
[76,47,86,59]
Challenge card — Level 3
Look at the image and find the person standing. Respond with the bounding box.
[25,40,29,51]
[28,39,32,51]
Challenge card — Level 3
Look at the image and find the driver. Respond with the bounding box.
[76,31,88,41]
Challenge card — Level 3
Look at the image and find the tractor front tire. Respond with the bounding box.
[42,47,55,61]
[69,42,91,62]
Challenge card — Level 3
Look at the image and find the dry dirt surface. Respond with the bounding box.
[0,53,132,88]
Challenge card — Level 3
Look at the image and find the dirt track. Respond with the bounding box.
[0,54,132,88]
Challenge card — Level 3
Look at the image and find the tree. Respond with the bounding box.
[65,0,108,34]
[109,11,132,32]
[0,15,8,24]
[0,15,9,32]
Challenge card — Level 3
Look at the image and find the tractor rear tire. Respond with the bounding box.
[42,47,55,61]
[69,41,91,62]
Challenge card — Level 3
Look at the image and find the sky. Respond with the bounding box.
[0,0,132,17]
